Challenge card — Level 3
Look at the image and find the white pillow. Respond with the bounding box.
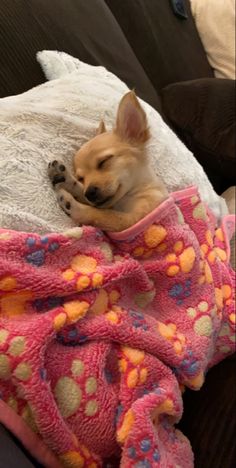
[0,54,227,234]
[190,0,235,79]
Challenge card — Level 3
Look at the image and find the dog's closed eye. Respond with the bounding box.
[97,155,114,170]
[77,176,84,183]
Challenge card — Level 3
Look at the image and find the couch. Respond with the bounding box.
[0,1,235,467]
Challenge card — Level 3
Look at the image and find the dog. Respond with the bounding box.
[48,91,168,232]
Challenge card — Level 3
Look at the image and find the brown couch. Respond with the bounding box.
[0,1,235,467]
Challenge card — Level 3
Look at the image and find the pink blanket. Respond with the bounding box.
[0,187,235,468]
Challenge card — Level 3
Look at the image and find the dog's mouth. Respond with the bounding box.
[94,195,114,207]
[92,185,122,208]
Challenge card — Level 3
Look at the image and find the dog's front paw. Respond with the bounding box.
[48,160,68,187]
[57,188,84,223]
[57,188,73,216]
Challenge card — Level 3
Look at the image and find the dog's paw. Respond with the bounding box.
[57,189,84,223]
[57,189,73,216]
[48,160,68,186]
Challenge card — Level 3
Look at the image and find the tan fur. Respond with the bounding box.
[51,91,168,232]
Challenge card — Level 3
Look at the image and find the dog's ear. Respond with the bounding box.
[96,120,106,135]
[115,91,150,144]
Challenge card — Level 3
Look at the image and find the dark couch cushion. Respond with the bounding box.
[162,78,236,183]
[0,0,161,111]
[179,358,236,468]
[105,0,214,94]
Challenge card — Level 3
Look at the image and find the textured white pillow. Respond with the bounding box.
[190,0,235,79]
[0,55,227,234]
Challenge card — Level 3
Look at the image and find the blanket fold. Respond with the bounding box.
[0,187,235,468]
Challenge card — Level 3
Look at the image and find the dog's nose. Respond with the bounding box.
[85,186,100,203]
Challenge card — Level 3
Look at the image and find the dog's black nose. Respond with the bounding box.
[85,186,100,203]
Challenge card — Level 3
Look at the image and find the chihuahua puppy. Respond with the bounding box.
[48,91,168,232]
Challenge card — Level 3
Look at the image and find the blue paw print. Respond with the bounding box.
[129,310,149,331]
[57,326,82,346]
[26,249,45,267]
[34,296,63,312]
[140,439,151,453]
[169,279,191,305]
[134,460,151,468]
[25,235,60,267]
[172,349,200,377]
[115,404,123,425]
[39,368,47,380]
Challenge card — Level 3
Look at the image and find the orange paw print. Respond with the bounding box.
[105,305,123,325]
[89,288,121,316]
[165,241,196,277]
[200,230,216,263]
[198,258,213,285]
[62,254,104,291]
[54,300,90,330]
[222,284,233,307]
[157,322,186,354]
[214,228,228,262]
[132,225,167,259]
[119,346,148,389]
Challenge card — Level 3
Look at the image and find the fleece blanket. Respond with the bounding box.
[0,187,235,468]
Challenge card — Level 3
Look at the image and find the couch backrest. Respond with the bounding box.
[0,0,213,114]
[0,0,161,111]
[106,0,213,91]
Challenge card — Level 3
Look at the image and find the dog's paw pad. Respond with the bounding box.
[48,160,68,186]
[52,174,66,186]
[57,192,72,217]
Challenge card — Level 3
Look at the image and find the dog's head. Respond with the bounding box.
[73,91,150,208]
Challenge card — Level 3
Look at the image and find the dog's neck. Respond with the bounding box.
[114,168,168,213]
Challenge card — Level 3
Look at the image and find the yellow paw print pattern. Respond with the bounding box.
[144,225,167,248]
[63,300,90,323]
[62,255,104,291]
[0,276,17,291]
[90,289,120,316]
[14,362,32,381]
[55,377,82,418]
[194,316,212,337]
[200,230,216,264]
[22,404,38,433]
[134,287,156,308]
[192,202,207,221]
[198,259,213,285]
[71,255,97,274]
[151,398,174,427]
[90,289,108,315]
[8,336,26,357]
[53,301,90,331]
[60,442,97,468]
[133,225,167,259]
[59,451,85,468]
[0,329,9,345]
[222,284,233,306]
[117,408,135,443]
[119,347,148,389]
[0,354,11,379]
[0,290,33,316]
[105,305,123,325]
[187,301,214,337]
[165,241,196,277]
[157,322,186,354]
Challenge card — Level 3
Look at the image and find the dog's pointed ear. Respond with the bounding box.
[115,91,150,144]
[96,120,106,135]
